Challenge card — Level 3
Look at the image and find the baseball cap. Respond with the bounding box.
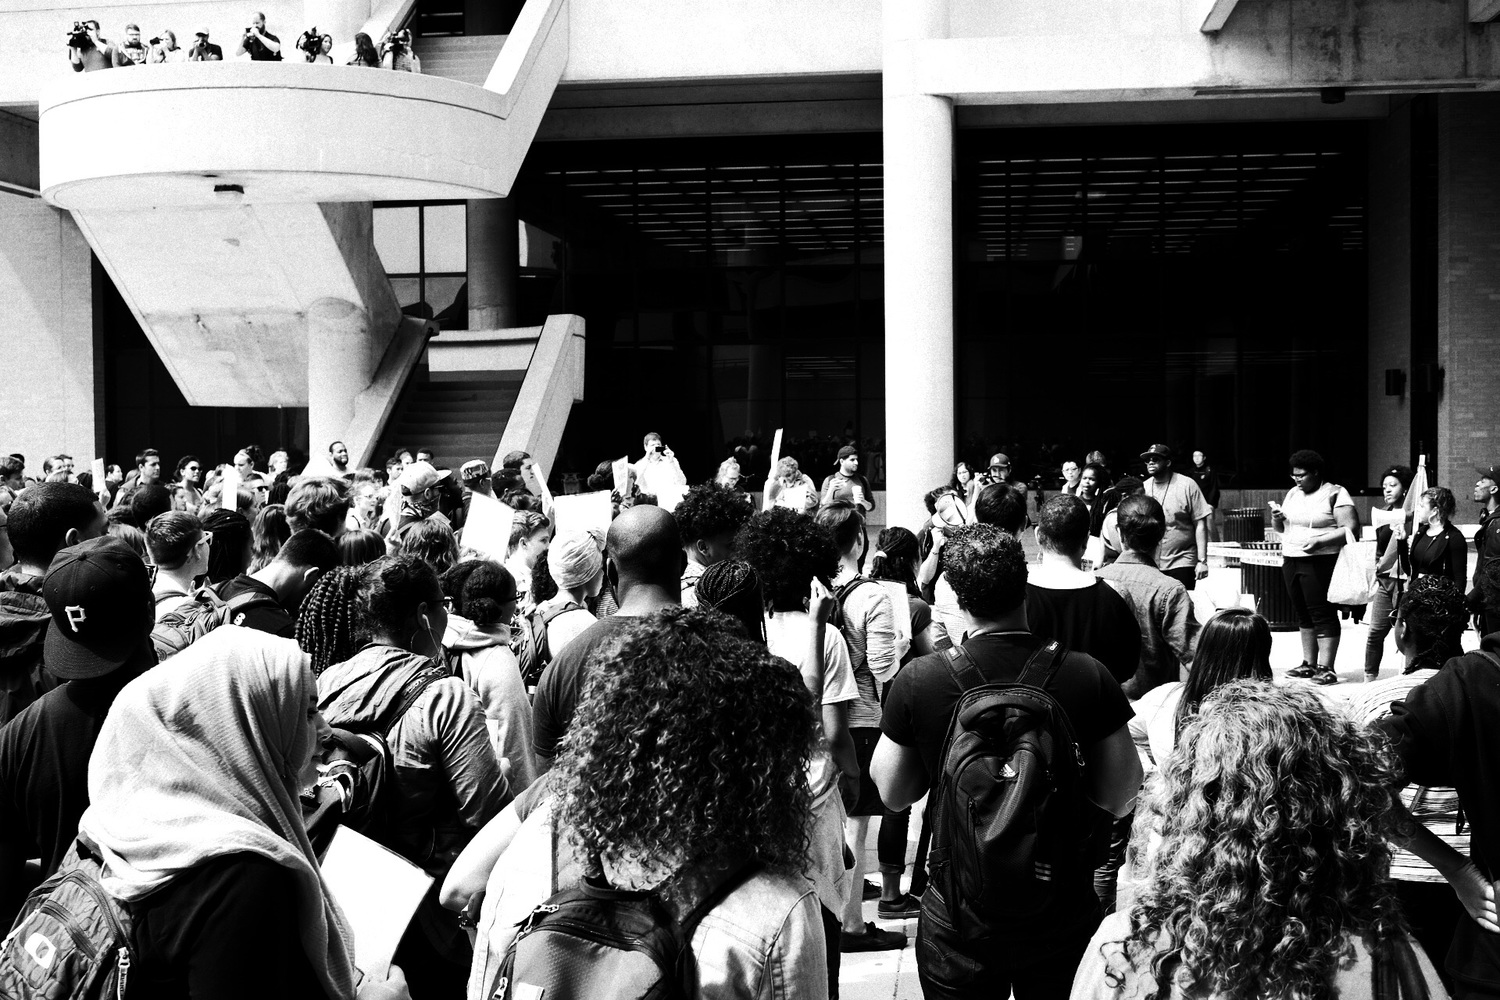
[195,28,209,37]
[42,536,153,680]
[1140,443,1173,461]
[835,445,859,464]
[460,460,491,483]
[398,460,450,495]
[1479,465,1500,484]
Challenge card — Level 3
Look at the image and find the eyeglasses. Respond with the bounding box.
[1289,471,1312,481]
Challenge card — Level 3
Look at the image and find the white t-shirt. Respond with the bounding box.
[1279,481,1356,558]
[763,611,859,709]
[545,606,597,659]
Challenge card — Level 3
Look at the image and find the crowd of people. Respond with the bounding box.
[0,431,1499,1000]
[66,12,420,71]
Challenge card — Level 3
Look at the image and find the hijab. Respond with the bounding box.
[78,626,357,999]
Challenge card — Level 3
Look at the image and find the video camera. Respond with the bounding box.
[297,27,323,58]
[67,21,94,50]
[384,28,411,54]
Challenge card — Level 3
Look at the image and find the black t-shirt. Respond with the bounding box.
[217,576,294,637]
[882,631,1131,935]
[242,30,281,60]
[0,667,139,893]
[531,615,637,760]
[1378,638,1500,988]
[1025,582,1142,685]
[130,852,326,1000]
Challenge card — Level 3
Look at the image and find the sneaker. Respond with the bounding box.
[1311,669,1340,686]
[862,879,881,901]
[841,922,908,952]
[877,893,922,920]
[1286,662,1318,679]
[1364,671,1380,683]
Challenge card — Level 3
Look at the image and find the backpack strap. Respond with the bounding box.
[1372,934,1431,1000]
[1474,650,1500,672]
[655,854,762,937]
[1016,639,1066,689]
[942,644,989,691]
[370,664,449,736]
[540,601,584,628]
[943,635,1061,692]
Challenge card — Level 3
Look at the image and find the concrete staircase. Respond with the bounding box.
[375,365,525,472]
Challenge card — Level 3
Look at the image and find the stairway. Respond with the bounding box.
[374,363,526,472]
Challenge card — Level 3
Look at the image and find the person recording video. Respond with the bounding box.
[296,28,334,63]
[66,20,114,72]
[380,29,420,72]
[234,12,281,60]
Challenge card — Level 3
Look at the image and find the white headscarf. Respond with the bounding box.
[79,626,357,999]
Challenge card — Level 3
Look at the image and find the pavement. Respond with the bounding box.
[837,563,1484,1000]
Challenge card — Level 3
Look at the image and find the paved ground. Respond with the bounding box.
[838,564,1484,999]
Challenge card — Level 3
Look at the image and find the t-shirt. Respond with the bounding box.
[1025,578,1142,686]
[0,668,140,886]
[545,606,597,660]
[762,611,860,711]
[129,853,324,1000]
[240,30,281,60]
[819,472,876,512]
[216,576,294,637]
[881,631,1132,937]
[532,615,638,759]
[1140,473,1211,571]
[830,575,898,730]
[1278,481,1355,558]
[1377,638,1500,988]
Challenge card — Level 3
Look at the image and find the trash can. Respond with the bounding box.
[1222,507,1266,544]
[1239,541,1297,631]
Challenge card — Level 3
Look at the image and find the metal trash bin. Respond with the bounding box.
[1239,541,1297,631]
[1223,507,1266,544]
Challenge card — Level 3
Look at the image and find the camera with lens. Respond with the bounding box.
[385,28,410,54]
[297,27,321,58]
[149,36,162,46]
[67,21,94,49]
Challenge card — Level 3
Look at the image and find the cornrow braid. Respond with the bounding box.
[296,566,365,674]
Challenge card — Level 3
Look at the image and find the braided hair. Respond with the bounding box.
[695,560,767,645]
[295,566,365,674]
[1397,576,1468,674]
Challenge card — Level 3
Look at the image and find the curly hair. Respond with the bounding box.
[734,508,838,613]
[869,526,920,596]
[551,607,814,875]
[1397,575,1467,673]
[296,567,365,674]
[440,558,489,612]
[672,481,754,545]
[1419,486,1456,522]
[940,523,1027,618]
[1110,680,1407,1000]
[390,517,460,574]
[1288,449,1325,476]
[357,555,443,640]
[1379,465,1414,493]
[694,560,765,643]
[461,562,520,627]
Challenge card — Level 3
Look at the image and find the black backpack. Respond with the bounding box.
[495,856,759,1000]
[925,638,1091,937]
[831,577,876,631]
[149,586,281,662]
[305,664,449,857]
[516,602,583,691]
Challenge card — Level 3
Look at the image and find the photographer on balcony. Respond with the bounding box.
[380,29,420,73]
[117,23,149,65]
[66,20,115,72]
[187,29,223,61]
[235,12,282,61]
[296,28,334,64]
[148,29,186,63]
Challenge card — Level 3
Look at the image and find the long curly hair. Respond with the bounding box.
[551,607,814,876]
[296,566,365,674]
[1108,680,1407,1000]
[734,508,838,613]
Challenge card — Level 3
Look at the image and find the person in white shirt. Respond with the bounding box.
[144,511,209,621]
[632,432,687,500]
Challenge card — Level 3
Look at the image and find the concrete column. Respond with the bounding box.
[468,198,520,331]
[0,199,99,465]
[1436,95,1500,485]
[306,297,374,462]
[883,0,953,530]
[302,0,370,50]
[1366,104,1413,480]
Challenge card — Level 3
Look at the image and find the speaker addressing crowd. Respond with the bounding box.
[0,430,1499,1000]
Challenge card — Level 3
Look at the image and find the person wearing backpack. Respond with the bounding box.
[520,530,604,688]
[0,536,155,928]
[813,502,912,945]
[144,511,210,622]
[217,528,341,637]
[447,607,829,1000]
[56,626,410,1000]
[0,483,107,726]
[318,555,508,998]
[871,524,1141,1000]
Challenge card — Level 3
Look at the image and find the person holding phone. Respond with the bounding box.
[632,432,686,499]
[1273,449,1359,686]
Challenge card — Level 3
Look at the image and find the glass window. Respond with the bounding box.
[374,207,420,274]
[423,204,467,273]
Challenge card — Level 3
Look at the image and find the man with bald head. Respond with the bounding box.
[531,505,683,765]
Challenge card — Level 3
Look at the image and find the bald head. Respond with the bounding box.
[606,504,683,588]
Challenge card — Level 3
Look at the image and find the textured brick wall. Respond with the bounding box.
[1367,103,1413,482]
[1438,95,1500,488]
[0,199,99,467]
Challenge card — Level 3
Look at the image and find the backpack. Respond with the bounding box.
[831,577,875,631]
[304,664,449,858]
[0,838,133,1000]
[494,855,759,1000]
[925,638,1091,938]
[515,602,583,691]
[149,586,281,661]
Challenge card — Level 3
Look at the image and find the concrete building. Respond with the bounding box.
[3,0,1500,529]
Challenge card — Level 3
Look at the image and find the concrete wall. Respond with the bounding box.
[1437,94,1500,485]
[1367,102,1413,479]
[0,198,99,466]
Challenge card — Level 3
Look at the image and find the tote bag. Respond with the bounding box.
[1328,529,1377,606]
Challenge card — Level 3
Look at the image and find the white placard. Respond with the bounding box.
[878,580,912,645]
[219,468,241,511]
[531,463,556,516]
[464,492,515,562]
[552,489,614,538]
[89,458,108,502]
[1083,535,1105,570]
[656,484,688,513]
[321,825,433,981]
[611,455,631,496]
[763,428,784,511]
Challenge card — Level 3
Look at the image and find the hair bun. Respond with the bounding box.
[465,596,503,626]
